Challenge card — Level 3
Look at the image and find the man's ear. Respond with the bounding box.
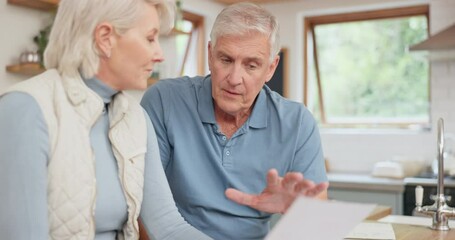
[265,54,280,83]
[94,22,115,58]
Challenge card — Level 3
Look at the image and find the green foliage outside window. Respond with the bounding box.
[309,16,429,127]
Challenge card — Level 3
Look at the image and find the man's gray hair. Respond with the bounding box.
[44,0,174,79]
[210,2,280,62]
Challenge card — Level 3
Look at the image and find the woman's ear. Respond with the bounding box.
[94,22,115,58]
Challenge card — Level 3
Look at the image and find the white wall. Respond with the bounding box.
[157,0,223,79]
[0,1,222,101]
[261,0,455,173]
[181,0,223,75]
[128,0,224,100]
[2,0,454,174]
[0,3,53,90]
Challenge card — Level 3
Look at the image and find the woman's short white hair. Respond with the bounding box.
[210,2,280,62]
[44,0,174,79]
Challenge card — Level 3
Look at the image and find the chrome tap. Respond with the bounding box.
[415,118,455,230]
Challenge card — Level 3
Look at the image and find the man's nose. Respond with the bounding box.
[227,64,243,85]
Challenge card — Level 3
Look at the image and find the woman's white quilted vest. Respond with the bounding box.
[3,70,147,240]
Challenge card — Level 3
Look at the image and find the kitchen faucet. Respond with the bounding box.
[415,118,455,230]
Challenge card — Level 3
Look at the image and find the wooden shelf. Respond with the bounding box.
[7,0,58,11]
[213,0,295,4]
[147,77,158,87]
[6,63,45,76]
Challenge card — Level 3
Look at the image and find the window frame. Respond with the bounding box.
[303,5,430,128]
[180,10,205,76]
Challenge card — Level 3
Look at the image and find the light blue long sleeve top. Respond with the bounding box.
[0,77,210,240]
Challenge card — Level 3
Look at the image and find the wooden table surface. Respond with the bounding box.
[365,205,392,220]
[393,223,455,240]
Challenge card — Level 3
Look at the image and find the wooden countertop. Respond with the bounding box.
[375,215,455,240]
[392,223,455,240]
[359,207,455,239]
[365,205,392,220]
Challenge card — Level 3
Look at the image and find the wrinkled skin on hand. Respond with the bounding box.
[225,169,329,214]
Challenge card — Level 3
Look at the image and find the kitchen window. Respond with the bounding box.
[304,5,430,130]
[177,10,205,76]
[154,10,205,80]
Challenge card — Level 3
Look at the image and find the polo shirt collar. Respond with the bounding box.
[197,75,268,129]
[249,88,267,129]
[198,75,216,124]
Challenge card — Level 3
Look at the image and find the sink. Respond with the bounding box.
[378,215,455,227]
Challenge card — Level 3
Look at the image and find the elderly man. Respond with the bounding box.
[141,2,328,239]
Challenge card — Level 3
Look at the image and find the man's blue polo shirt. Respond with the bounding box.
[141,75,327,240]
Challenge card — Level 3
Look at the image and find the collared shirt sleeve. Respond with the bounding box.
[0,92,49,240]
[292,108,328,183]
[139,110,211,240]
[141,84,172,170]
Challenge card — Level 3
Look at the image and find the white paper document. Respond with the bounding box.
[265,197,377,240]
[345,222,396,240]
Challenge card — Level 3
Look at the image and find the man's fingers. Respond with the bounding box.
[266,169,280,187]
[294,179,316,193]
[302,182,329,197]
[225,188,255,207]
[282,172,304,191]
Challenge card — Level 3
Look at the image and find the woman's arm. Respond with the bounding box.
[139,111,211,240]
[0,92,49,240]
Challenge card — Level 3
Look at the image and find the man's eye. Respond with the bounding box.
[248,64,258,70]
[221,58,231,63]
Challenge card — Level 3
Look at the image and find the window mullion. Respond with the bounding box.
[311,25,326,123]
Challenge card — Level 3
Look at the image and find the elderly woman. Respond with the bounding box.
[0,0,210,239]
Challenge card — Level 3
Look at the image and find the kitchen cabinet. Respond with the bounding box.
[328,173,405,215]
[329,188,403,215]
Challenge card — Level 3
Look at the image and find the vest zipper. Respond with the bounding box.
[109,131,139,239]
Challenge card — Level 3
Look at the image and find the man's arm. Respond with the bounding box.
[225,106,328,213]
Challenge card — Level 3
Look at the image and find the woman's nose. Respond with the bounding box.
[154,47,164,63]
[152,41,165,62]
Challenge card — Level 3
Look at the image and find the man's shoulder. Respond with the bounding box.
[142,75,207,106]
[151,75,205,91]
[265,88,307,113]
